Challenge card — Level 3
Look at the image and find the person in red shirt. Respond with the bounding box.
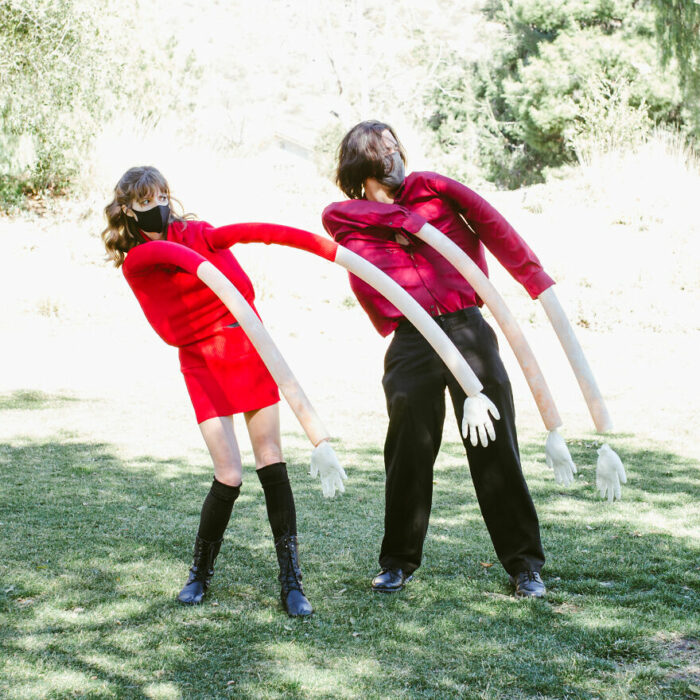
[322,121,552,598]
[101,165,312,616]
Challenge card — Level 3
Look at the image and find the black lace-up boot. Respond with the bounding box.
[177,535,223,605]
[274,534,313,617]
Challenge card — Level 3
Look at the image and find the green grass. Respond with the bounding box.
[0,397,698,699]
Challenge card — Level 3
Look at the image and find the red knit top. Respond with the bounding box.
[122,220,255,347]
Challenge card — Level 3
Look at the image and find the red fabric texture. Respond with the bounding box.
[178,325,280,423]
[123,220,254,347]
[122,220,278,421]
[322,171,555,336]
[208,222,338,261]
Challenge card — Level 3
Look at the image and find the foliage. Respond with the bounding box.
[426,0,693,188]
[0,0,122,201]
[648,0,700,110]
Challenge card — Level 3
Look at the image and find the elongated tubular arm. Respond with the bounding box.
[333,247,483,396]
[212,223,485,397]
[208,222,338,261]
[124,241,331,446]
[414,223,562,431]
[538,287,613,433]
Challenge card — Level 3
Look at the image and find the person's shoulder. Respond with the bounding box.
[169,218,207,239]
[322,199,359,226]
[402,170,449,194]
[323,199,352,215]
[406,170,447,186]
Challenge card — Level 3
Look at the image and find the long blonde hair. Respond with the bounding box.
[101,166,192,267]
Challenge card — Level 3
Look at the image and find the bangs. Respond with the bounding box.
[133,170,169,200]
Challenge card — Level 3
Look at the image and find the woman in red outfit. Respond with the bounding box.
[101,165,312,617]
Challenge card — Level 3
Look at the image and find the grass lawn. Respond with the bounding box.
[0,391,697,699]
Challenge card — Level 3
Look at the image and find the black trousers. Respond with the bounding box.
[379,307,545,577]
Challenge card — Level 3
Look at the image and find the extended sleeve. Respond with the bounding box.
[321,200,426,242]
[202,221,338,261]
[431,174,555,298]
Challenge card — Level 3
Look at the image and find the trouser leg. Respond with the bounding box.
[445,312,544,575]
[380,327,446,575]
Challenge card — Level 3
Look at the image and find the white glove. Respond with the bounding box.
[545,429,577,486]
[309,440,347,498]
[596,444,627,503]
[461,393,500,447]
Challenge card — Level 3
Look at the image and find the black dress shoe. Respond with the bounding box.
[371,568,412,592]
[509,571,546,598]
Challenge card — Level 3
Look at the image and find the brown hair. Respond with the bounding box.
[335,120,406,199]
[101,166,191,267]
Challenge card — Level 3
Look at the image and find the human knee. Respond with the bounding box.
[213,461,243,487]
[253,445,283,469]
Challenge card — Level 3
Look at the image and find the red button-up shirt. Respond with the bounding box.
[322,171,554,336]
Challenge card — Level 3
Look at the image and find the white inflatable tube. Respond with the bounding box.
[196,261,331,446]
[334,246,483,397]
[538,287,613,433]
[414,223,563,431]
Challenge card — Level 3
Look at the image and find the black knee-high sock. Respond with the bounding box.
[197,478,240,542]
[256,462,296,541]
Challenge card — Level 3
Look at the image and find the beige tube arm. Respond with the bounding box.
[538,287,613,433]
[414,223,562,431]
[197,261,331,446]
[334,246,483,397]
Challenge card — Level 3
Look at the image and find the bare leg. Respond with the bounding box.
[243,403,283,469]
[199,415,243,486]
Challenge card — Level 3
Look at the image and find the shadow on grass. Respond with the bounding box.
[0,427,697,698]
[0,390,81,411]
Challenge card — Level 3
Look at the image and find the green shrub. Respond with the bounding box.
[426,0,693,188]
[0,0,119,205]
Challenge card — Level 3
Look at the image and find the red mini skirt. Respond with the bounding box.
[178,324,280,423]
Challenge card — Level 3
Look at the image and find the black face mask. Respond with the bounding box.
[379,151,405,190]
[133,204,170,235]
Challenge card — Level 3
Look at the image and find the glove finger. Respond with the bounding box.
[486,419,496,443]
[618,464,627,484]
[488,400,501,421]
[607,485,614,504]
[554,469,564,486]
[477,423,487,448]
[614,481,621,501]
[469,425,478,447]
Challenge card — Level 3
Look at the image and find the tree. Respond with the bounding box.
[426,0,691,188]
